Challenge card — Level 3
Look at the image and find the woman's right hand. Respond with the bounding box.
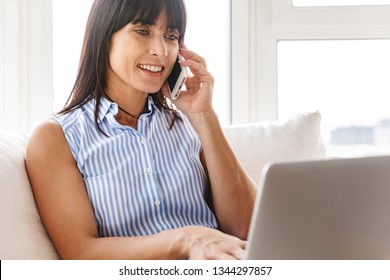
[182,226,247,260]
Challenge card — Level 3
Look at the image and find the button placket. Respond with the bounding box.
[145,167,152,176]
[140,139,161,207]
[138,112,163,210]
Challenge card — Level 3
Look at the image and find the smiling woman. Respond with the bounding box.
[26,0,256,260]
[106,19,180,105]
[52,0,230,124]
[56,0,187,132]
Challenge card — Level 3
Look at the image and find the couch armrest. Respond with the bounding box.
[0,131,59,260]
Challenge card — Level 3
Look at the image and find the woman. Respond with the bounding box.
[25,0,256,260]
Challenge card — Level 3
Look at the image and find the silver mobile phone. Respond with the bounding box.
[166,54,188,100]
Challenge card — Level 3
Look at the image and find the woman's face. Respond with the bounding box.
[107,14,180,96]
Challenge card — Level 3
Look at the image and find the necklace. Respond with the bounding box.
[105,94,139,120]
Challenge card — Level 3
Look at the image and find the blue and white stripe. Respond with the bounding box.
[53,96,218,237]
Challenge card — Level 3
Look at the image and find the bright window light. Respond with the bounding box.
[52,0,93,111]
[278,39,390,157]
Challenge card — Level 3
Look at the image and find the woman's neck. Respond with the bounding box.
[104,90,148,129]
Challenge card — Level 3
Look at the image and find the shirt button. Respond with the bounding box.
[155,200,161,206]
[140,138,146,145]
[145,167,152,175]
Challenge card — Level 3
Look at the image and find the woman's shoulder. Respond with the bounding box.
[52,107,85,131]
[26,118,73,167]
[28,118,65,144]
[27,117,68,146]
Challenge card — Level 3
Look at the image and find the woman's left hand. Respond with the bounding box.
[162,48,215,118]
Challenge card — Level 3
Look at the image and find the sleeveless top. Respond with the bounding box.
[53,96,218,237]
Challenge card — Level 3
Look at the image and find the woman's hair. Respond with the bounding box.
[58,0,187,132]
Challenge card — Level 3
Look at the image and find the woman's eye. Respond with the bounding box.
[136,29,149,36]
[166,34,179,41]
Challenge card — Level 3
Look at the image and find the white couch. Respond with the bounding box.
[0,111,326,260]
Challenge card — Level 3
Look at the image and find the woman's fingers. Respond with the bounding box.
[180,48,207,69]
[187,227,247,260]
[180,60,212,82]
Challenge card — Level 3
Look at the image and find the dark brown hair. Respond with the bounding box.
[58,0,187,132]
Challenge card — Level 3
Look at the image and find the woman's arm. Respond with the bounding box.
[197,114,257,240]
[165,48,257,240]
[25,119,246,259]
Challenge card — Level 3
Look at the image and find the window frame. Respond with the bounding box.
[231,0,390,124]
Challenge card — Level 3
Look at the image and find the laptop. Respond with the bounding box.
[245,155,390,260]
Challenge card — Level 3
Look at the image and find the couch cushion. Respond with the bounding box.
[0,131,59,259]
[223,111,327,184]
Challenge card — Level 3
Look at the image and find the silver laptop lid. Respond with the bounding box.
[246,155,390,260]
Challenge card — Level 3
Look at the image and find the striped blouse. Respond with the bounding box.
[53,96,218,237]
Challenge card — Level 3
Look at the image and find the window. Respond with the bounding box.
[278,40,390,157]
[252,0,390,157]
[52,0,231,125]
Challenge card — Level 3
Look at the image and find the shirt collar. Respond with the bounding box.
[144,95,158,116]
[94,95,157,124]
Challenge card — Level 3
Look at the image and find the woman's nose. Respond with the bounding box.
[148,36,168,57]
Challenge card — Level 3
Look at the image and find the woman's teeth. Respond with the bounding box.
[138,64,163,73]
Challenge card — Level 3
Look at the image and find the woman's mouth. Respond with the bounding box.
[138,64,164,73]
